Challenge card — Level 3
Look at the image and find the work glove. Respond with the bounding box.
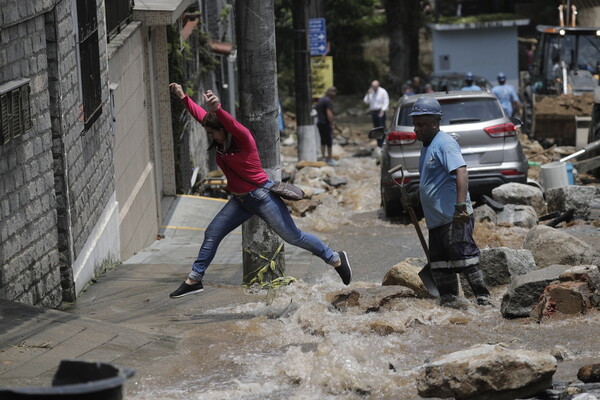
[401,191,420,211]
[453,203,471,225]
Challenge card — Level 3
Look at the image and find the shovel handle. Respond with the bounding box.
[388,164,404,175]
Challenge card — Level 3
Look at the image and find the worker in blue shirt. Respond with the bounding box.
[491,72,521,117]
[461,72,481,91]
[407,97,491,309]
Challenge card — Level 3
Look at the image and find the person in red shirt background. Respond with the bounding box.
[168,83,352,298]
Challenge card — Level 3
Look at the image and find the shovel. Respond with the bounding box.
[388,164,439,297]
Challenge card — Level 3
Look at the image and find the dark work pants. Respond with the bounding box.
[428,216,490,299]
[370,110,386,147]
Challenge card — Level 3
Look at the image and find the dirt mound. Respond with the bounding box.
[535,93,594,116]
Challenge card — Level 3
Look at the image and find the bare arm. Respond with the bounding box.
[454,166,469,204]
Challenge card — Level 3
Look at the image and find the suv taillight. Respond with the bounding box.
[484,123,516,138]
[387,131,416,145]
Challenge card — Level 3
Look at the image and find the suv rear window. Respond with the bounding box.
[398,98,504,126]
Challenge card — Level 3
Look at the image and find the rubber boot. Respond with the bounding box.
[431,270,468,309]
[463,265,492,305]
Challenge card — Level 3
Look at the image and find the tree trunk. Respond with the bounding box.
[383,0,421,94]
[234,0,286,285]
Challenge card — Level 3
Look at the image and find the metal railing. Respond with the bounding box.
[105,0,133,42]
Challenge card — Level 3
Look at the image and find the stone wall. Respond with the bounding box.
[0,1,61,307]
[0,0,119,307]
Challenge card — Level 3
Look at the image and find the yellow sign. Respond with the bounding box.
[311,56,333,99]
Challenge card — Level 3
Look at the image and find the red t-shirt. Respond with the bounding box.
[182,95,268,193]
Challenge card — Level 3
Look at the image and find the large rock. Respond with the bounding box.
[496,204,538,228]
[578,364,600,383]
[560,265,600,293]
[474,204,497,224]
[532,281,593,322]
[330,286,416,312]
[381,258,432,298]
[546,185,600,220]
[480,247,537,286]
[492,182,547,216]
[501,264,573,318]
[461,247,536,298]
[523,225,600,269]
[416,343,557,400]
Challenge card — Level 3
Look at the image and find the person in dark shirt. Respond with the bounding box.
[315,87,337,165]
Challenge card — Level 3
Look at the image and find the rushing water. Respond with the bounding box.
[126,153,600,399]
[128,276,600,399]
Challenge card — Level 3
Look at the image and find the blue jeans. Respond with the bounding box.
[188,181,338,281]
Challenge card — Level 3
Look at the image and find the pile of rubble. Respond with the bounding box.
[331,176,600,399]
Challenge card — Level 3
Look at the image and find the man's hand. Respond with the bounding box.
[453,203,470,224]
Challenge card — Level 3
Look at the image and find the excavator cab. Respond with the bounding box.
[530,26,599,96]
[522,26,600,145]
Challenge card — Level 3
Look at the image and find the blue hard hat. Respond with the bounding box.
[465,72,474,80]
[497,72,506,82]
[408,97,443,116]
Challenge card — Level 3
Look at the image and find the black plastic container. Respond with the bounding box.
[0,360,135,399]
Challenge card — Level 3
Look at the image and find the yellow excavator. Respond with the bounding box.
[521,2,600,148]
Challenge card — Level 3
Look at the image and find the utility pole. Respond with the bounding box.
[234,0,285,285]
[293,0,317,161]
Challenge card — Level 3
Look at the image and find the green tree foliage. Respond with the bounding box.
[275,0,385,103]
[324,0,385,94]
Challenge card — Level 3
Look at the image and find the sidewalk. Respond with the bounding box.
[0,195,324,391]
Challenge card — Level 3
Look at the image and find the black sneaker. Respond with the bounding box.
[334,251,352,285]
[170,280,204,298]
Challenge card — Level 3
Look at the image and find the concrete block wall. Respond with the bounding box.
[48,0,118,299]
[1,0,120,307]
[0,2,62,307]
[108,21,159,260]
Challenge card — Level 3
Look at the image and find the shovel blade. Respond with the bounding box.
[418,263,439,297]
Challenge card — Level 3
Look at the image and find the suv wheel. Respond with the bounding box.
[381,185,402,219]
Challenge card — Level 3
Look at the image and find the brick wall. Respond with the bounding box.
[0,2,61,307]
[49,0,117,300]
[0,0,119,307]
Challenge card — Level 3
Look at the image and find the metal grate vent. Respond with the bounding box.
[0,79,31,145]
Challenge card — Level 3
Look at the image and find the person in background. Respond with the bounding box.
[363,80,389,147]
[411,76,424,94]
[491,72,521,117]
[315,86,337,165]
[168,83,352,298]
[526,43,536,72]
[407,96,492,309]
[461,72,481,91]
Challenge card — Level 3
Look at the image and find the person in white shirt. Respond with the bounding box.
[363,80,389,147]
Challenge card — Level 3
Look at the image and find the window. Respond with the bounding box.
[105,0,133,42]
[0,79,31,144]
[76,0,102,130]
[398,98,504,126]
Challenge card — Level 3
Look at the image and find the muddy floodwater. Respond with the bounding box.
[120,146,600,399]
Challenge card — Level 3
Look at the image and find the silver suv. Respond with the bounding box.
[370,91,528,218]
